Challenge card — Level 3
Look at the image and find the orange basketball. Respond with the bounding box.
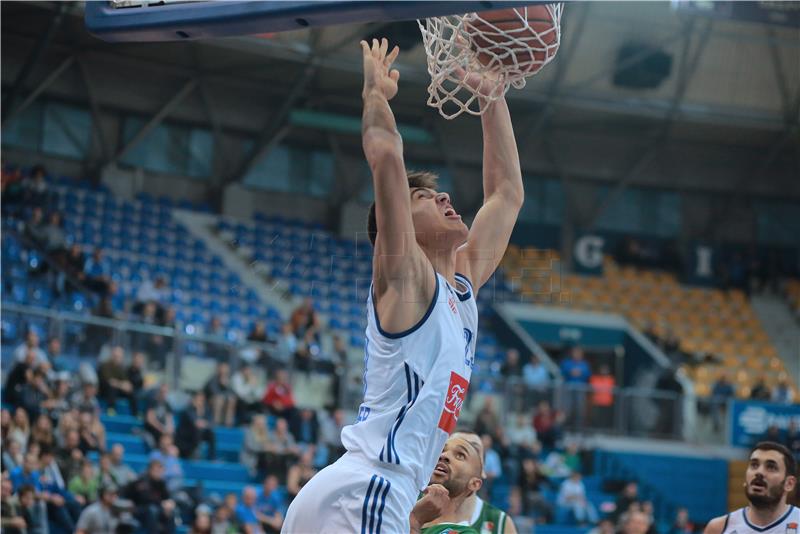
[464,4,560,75]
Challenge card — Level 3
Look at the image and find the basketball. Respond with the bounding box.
[464,5,560,75]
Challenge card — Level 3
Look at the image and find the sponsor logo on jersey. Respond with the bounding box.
[787,522,797,534]
[438,372,469,433]
[481,521,494,534]
[448,294,458,315]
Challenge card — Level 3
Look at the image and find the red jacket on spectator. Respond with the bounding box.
[263,380,295,411]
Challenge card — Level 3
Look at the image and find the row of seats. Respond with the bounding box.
[501,245,793,398]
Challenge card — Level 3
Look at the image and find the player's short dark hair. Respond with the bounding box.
[366,170,439,247]
[750,441,797,477]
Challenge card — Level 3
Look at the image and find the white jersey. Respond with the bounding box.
[722,505,799,534]
[341,271,478,492]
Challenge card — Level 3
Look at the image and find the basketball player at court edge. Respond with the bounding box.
[282,36,525,533]
[704,442,798,534]
[409,432,518,534]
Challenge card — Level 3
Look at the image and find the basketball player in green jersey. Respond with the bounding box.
[411,432,517,534]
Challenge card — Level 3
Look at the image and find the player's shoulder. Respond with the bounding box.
[703,513,731,534]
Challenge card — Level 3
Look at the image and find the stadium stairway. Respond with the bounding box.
[750,294,800,384]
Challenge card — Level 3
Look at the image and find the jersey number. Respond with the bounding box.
[464,328,474,369]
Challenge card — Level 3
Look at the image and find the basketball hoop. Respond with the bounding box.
[418,3,563,119]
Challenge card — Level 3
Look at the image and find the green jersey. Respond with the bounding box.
[420,497,507,534]
[470,497,507,534]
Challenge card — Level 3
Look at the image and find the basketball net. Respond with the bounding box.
[418,4,563,120]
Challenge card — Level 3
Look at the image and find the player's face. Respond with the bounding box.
[745,449,796,508]
[430,437,482,498]
[410,188,468,249]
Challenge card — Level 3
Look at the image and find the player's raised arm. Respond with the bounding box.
[361,38,432,328]
[456,86,524,292]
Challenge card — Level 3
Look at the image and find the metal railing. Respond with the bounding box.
[4,302,278,386]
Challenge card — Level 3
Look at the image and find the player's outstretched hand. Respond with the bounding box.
[410,484,450,529]
[361,38,400,101]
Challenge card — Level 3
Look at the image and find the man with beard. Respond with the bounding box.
[704,441,797,534]
[411,433,517,534]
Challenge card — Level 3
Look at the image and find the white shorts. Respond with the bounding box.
[281,453,417,534]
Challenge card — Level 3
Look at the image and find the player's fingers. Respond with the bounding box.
[380,37,388,59]
[371,38,380,59]
[360,40,371,59]
[390,69,400,83]
[385,45,400,67]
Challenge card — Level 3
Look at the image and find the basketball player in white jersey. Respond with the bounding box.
[282,37,524,533]
[704,442,798,534]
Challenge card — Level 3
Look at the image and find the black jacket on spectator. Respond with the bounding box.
[2,362,31,405]
[289,411,319,446]
[124,475,170,507]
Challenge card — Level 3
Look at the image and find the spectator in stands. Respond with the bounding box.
[204,316,229,362]
[507,413,539,459]
[8,408,30,450]
[57,429,85,482]
[533,400,564,449]
[13,330,48,366]
[319,408,346,464]
[232,365,265,424]
[589,518,616,534]
[289,297,320,344]
[16,485,46,534]
[589,364,615,429]
[126,351,146,418]
[148,435,184,493]
[560,346,591,427]
[3,350,37,407]
[75,483,118,534]
[98,346,135,415]
[710,372,735,431]
[241,415,273,478]
[68,460,99,506]
[263,369,296,420]
[256,474,285,533]
[501,348,523,378]
[1,473,27,534]
[71,381,101,416]
[556,471,598,525]
[42,211,66,255]
[271,418,300,483]
[23,206,48,247]
[613,481,640,521]
[23,165,51,208]
[522,353,550,392]
[42,372,72,423]
[236,486,268,534]
[286,449,317,503]
[211,499,239,534]
[2,440,24,472]
[480,434,502,501]
[30,414,55,451]
[289,408,319,451]
[19,367,51,421]
[324,335,348,409]
[274,323,298,368]
[134,301,170,369]
[123,459,176,534]
[772,377,795,405]
[176,391,216,461]
[12,451,75,532]
[190,505,212,534]
[763,424,783,444]
[622,510,651,534]
[144,383,174,447]
[78,410,107,454]
[474,397,500,440]
[83,247,111,296]
[45,337,64,370]
[517,457,554,522]
[40,446,81,521]
[108,444,137,488]
[204,362,237,427]
[135,276,169,317]
[750,376,771,401]
[62,243,87,292]
[85,296,116,356]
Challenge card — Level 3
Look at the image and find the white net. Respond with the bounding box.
[418,4,563,119]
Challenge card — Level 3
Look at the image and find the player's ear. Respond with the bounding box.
[468,476,482,494]
[784,474,797,493]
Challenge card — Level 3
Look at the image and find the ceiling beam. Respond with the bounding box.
[109,78,198,166]
[1,54,74,127]
[76,56,110,163]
